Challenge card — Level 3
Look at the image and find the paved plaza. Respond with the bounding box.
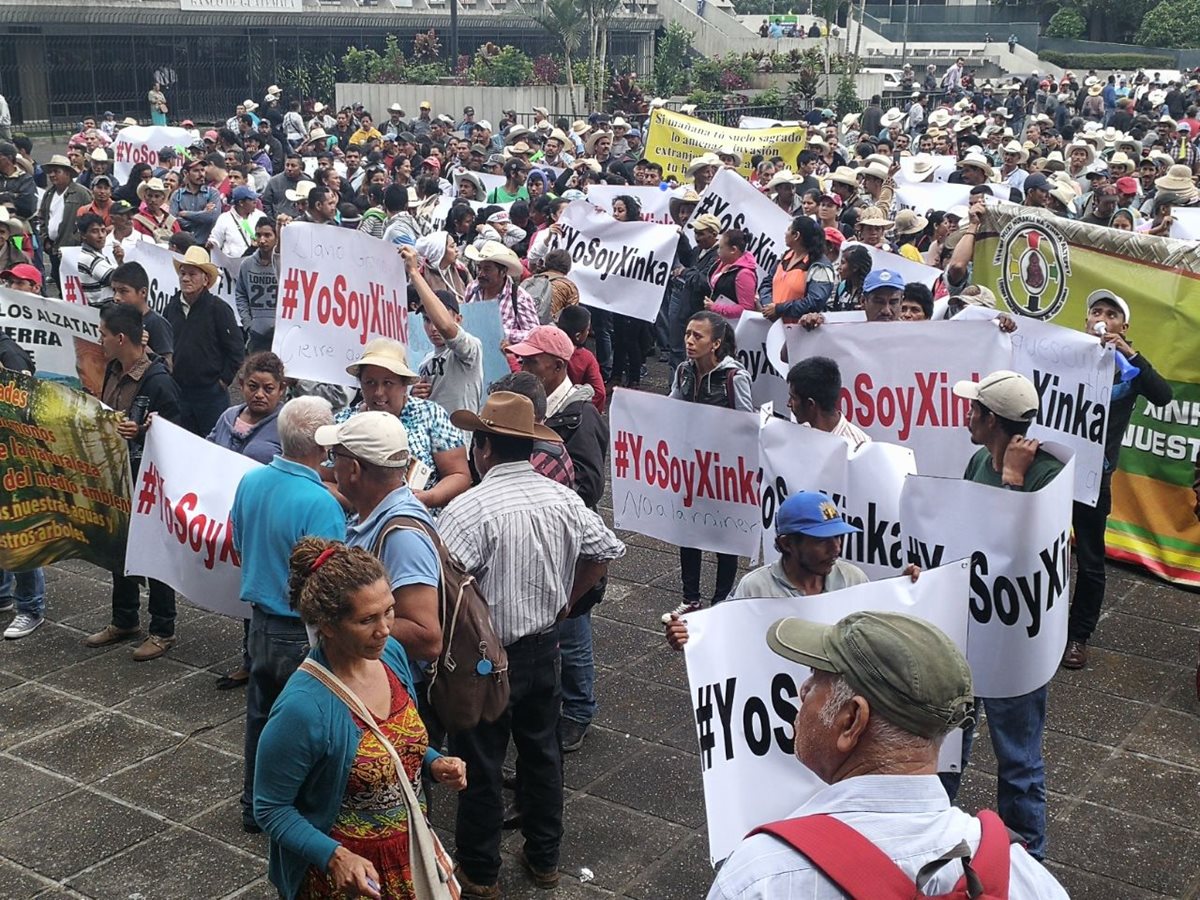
[0,513,1198,898]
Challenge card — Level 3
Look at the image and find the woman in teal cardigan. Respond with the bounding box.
[254,538,466,899]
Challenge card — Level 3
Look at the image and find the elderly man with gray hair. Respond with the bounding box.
[710,611,1068,899]
[231,395,348,833]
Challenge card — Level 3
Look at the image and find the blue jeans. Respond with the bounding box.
[0,569,45,616]
[558,613,596,725]
[940,685,1048,859]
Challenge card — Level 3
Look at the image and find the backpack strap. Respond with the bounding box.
[750,814,925,900]
[950,809,1013,900]
[725,367,737,409]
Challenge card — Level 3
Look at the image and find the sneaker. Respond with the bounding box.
[4,613,43,639]
[0,598,13,614]
[660,599,700,624]
[132,634,176,661]
[559,718,589,753]
[454,867,500,899]
[83,623,141,648]
[517,847,560,889]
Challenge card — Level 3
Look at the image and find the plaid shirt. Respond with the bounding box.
[336,395,465,486]
[464,277,540,344]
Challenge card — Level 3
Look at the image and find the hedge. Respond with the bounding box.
[1039,51,1176,70]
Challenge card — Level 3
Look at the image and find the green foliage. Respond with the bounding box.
[832,74,860,116]
[469,43,534,87]
[685,88,726,108]
[1038,50,1175,68]
[342,45,382,84]
[280,51,339,100]
[1135,0,1200,48]
[406,62,448,84]
[654,23,693,97]
[1046,6,1087,39]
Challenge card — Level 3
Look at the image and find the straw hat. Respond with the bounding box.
[880,107,904,129]
[1155,164,1196,193]
[807,134,828,151]
[860,162,890,182]
[285,181,315,203]
[1087,83,1103,97]
[464,240,524,278]
[841,112,860,128]
[857,206,892,227]
[1037,151,1066,173]
[137,177,168,199]
[766,170,799,190]
[893,208,928,236]
[717,146,744,167]
[1000,140,1028,164]
[909,155,937,178]
[1107,151,1135,174]
[346,337,419,382]
[958,153,994,179]
[43,154,76,174]
[450,391,561,443]
[668,189,703,217]
[1066,141,1097,166]
[122,117,139,127]
[584,130,613,154]
[172,246,220,289]
[826,166,861,189]
[864,154,891,170]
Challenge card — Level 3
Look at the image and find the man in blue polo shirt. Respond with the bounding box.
[231,395,346,833]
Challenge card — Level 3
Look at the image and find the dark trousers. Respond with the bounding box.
[247,329,275,354]
[449,631,562,886]
[611,314,651,386]
[110,570,176,637]
[178,381,230,437]
[241,606,310,826]
[585,305,613,381]
[1068,470,1112,644]
[680,547,739,605]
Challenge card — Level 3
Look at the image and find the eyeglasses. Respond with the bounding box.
[326,448,355,465]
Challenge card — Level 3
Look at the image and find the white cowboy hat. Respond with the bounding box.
[1066,141,1097,166]
[1000,140,1029,164]
[958,153,995,179]
[766,170,798,190]
[880,107,904,129]
[284,181,315,203]
[927,108,952,128]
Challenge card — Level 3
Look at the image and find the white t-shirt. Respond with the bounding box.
[419,327,484,417]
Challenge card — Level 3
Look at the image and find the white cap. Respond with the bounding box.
[952,371,1039,422]
[314,411,410,468]
[1087,289,1131,324]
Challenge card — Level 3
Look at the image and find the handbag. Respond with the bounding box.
[298,658,461,900]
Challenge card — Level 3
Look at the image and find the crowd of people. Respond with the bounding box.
[0,64,1198,897]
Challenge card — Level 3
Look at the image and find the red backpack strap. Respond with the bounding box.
[950,810,1012,899]
[725,367,736,408]
[751,815,925,900]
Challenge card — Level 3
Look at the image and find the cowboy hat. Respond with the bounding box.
[686,153,722,176]
[880,107,904,129]
[908,154,937,178]
[892,208,928,236]
[346,337,419,382]
[1066,141,1097,166]
[860,162,890,182]
[43,154,76,174]
[570,120,589,136]
[927,108,952,128]
[243,99,259,112]
[717,146,744,167]
[857,207,892,228]
[1036,151,1066,173]
[841,112,860,128]
[506,141,533,157]
[172,246,220,289]
[304,128,329,145]
[864,154,891,170]
[1115,138,1142,159]
[584,130,613,154]
[136,176,168,199]
[1155,164,1196,193]
[826,166,861,190]
[450,391,561,443]
[1048,182,1079,210]
[1107,151,1135,174]
[465,240,524,278]
[766,170,798,190]
[958,153,994,179]
[610,116,630,131]
[806,134,828,150]
[1000,140,1029,164]
[284,181,315,203]
[668,189,703,216]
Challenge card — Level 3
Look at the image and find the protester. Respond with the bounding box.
[110,262,174,365]
[762,216,836,320]
[38,154,92,289]
[556,304,605,413]
[438,391,625,894]
[463,240,540,349]
[705,229,759,321]
[234,219,280,354]
[254,538,466,898]
[709,611,1068,898]
[786,357,870,448]
[88,303,181,660]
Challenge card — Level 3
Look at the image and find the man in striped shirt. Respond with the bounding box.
[438,392,625,897]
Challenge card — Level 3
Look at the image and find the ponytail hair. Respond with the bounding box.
[689,310,736,360]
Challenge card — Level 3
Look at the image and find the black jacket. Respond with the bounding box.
[546,383,608,510]
[1107,349,1173,472]
[0,168,37,219]
[164,289,245,388]
[101,355,182,459]
[0,334,34,373]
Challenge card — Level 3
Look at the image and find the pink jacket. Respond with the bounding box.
[708,251,759,319]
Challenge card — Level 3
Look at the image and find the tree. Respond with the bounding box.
[1041,0,1156,43]
[524,0,587,116]
[1136,0,1200,47]
[1046,7,1087,39]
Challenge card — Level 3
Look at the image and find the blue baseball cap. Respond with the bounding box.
[776,492,861,539]
[863,268,904,293]
[231,185,258,202]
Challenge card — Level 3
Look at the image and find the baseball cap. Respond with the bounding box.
[952,370,1039,421]
[1087,289,1131,324]
[691,213,722,234]
[314,411,410,468]
[231,185,259,202]
[823,226,845,250]
[1022,173,1051,193]
[1,263,42,286]
[422,156,441,172]
[776,492,860,539]
[765,611,974,739]
[1114,176,1139,195]
[419,100,432,110]
[863,268,904,293]
[506,325,575,362]
[203,130,219,142]
[110,200,136,216]
[818,192,843,208]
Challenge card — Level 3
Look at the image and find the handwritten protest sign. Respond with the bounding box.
[587,185,683,226]
[549,201,679,323]
[610,389,760,558]
[0,287,104,395]
[683,562,970,863]
[125,418,259,618]
[785,320,1012,477]
[0,371,131,572]
[689,168,792,276]
[273,223,409,386]
[901,448,1075,697]
[112,126,192,183]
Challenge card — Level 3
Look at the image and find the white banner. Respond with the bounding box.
[785,320,1012,477]
[896,154,959,184]
[210,246,248,316]
[549,201,678,323]
[689,167,792,276]
[683,562,970,864]
[273,223,410,386]
[757,417,915,579]
[57,247,90,307]
[112,126,193,183]
[1169,207,1200,241]
[125,418,259,618]
[0,286,103,394]
[739,116,801,129]
[610,389,760,557]
[893,182,974,214]
[734,312,790,413]
[900,449,1075,697]
[124,242,179,315]
[587,185,683,226]
[841,241,943,291]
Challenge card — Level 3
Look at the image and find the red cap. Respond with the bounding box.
[2,263,43,286]
[506,325,575,361]
[422,156,442,172]
[819,192,843,208]
[1115,176,1139,195]
[824,226,845,249]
